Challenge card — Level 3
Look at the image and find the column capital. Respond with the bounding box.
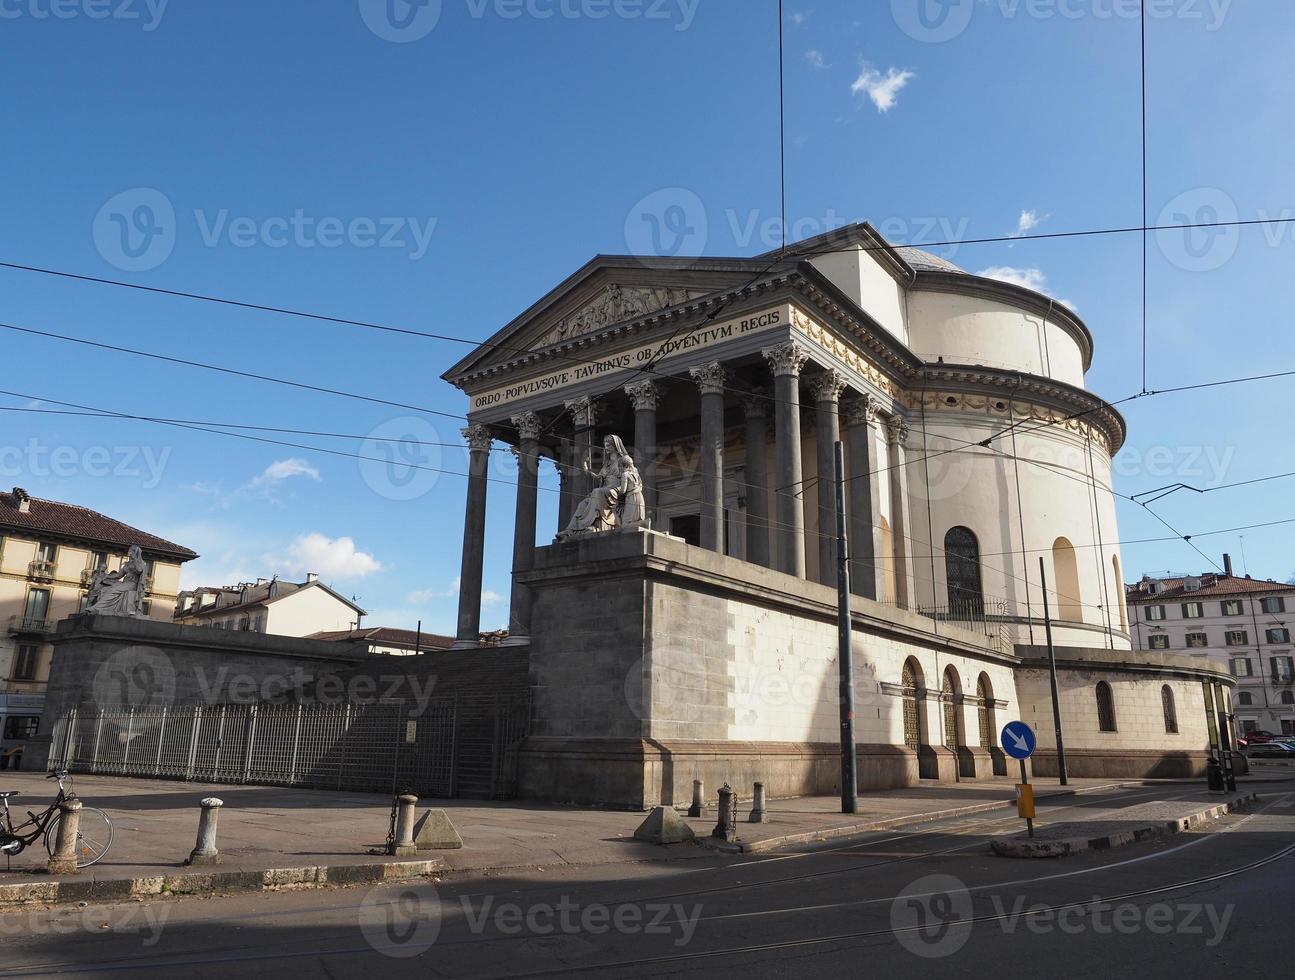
[689,361,728,397]
[462,424,493,452]
[843,394,880,428]
[762,341,810,379]
[510,411,543,443]
[565,395,597,429]
[807,369,848,405]
[740,390,770,418]
[624,379,662,412]
[884,415,911,448]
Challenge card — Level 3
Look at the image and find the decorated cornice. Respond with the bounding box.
[533,284,705,349]
[789,306,899,400]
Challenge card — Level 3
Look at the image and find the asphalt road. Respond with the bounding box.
[2,777,1293,979]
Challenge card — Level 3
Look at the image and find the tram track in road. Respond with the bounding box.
[0,784,1246,976]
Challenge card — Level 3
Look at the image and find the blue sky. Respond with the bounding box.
[1,0,1291,633]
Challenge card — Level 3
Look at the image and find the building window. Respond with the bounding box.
[1261,597,1286,614]
[1146,605,1166,621]
[976,674,995,750]
[1271,656,1295,684]
[1284,720,1295,735]
[944,527,984,619]
[22,588,50,625]
[1096,682,1117,732]
[36,542,57,564]
[1241,719,1257,733]
[2,716,39,740]
[1182,602,1204,619]
[90,550,108,571]
[1186,633,1209,648]
[12,644,39,681]
[1149,635,1170,650]
[252,615,263,632]
[1281,691,1295,705]
[901,659,922,750]
[1222,600,1244,616]
[1230,658,1253,677]
[1267,628,1291,644]
[1226,630,1249,646]
[1238,692,1254,706]
[942,667,962,748]
[1052,537,1083,621]
[1161,685,1178,734]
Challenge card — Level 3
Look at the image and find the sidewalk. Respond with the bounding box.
[0,771,1271,903]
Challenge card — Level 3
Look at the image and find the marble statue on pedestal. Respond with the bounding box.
[83,544,149,618]
[556,435,648,541]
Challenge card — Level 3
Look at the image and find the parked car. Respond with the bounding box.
[1244,741,1295,759]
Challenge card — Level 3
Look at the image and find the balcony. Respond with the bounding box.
[81,567,106,587]
[7,615,52,636]
[27,559,55,582]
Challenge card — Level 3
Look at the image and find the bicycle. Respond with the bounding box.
[0,769,113,869]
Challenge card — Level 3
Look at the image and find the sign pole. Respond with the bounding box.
[1038,557,1069,786]
[834,441,859,814]
[1002,721,1037,838]
[1019,758,1034,838]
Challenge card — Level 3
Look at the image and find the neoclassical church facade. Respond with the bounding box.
[442,224,1234,807]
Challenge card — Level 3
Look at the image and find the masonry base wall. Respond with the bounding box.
[1030,748,1210,780]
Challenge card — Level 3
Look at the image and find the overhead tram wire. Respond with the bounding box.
[1141,0,1150,395]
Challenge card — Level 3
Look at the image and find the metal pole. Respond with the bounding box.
[1038,557,1069,785]
[1019,759,1034,838]
[835,441,858,814]
[415,619,422,656]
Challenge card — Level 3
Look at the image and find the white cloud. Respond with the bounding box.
[804,49,829,70]
[482,589,503,606]
[850,64,914,113]
[975,266,1077,310]
[249,458,321,488]
[790,10,811,26]
[407,577,501,606]
[1008,209,1048,242]
[275,533,382,579]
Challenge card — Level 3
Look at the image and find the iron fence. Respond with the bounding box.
[47,694,529,800]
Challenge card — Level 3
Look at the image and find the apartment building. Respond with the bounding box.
[0,486,197,696]
[1127,555,1295,735]
[173,575,366,637]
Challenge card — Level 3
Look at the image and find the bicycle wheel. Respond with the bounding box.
[44,807,113,868]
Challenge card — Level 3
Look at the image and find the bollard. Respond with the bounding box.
[749,782,766,823]
[390,794,419,856]
[688,779,705,818]
[711,784,736,842]
[186,797,224,866]
[46,798,82,875]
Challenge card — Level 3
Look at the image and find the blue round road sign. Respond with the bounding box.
[1000,721,1036,760]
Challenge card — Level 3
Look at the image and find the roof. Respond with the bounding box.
[1126,574,1294,602]
[0,487,197,561]
[309,626,455,650]
[893,246,966,274]
[177,579,367,618]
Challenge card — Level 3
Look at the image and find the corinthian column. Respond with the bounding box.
[566,396,596,500]
[624,379,661,523]
[741,393,771,567]
[456,424,493,644]
[885,415,915,610]
[509,412,541,636]
[762,341,809,578]
[690,363,728,553]
[843,395,879,601]
[809,370,847,588]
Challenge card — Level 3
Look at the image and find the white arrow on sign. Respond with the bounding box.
[1007,729,1031,753]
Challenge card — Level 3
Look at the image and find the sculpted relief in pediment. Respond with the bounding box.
[533,284,703,349]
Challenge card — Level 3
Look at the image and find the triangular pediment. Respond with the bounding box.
[532,283,709,349]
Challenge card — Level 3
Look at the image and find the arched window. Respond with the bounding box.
[879,515,896,604]
[901,658,922,749]
[1052,537,1083,621]
[944,526,984,619]
[976,673,996,749]
[1161,685,1178,733]
[1238,692,1254,706]
[942,666,962,747]
[1112,555,1128,629]
[1096,681,1117,732]
[1281,691,1295,705]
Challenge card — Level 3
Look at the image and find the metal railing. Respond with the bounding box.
[912,599,1012,653]
[47,694,530,800]
[27,560,55,581]
[7,615,52,635]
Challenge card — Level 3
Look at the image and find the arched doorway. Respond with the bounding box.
[942,666,962,749]
[944,526,984,619]
[901,658,922,750]
[1053,537,1083,621]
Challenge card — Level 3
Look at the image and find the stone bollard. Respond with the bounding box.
[390,794,419,856]
[46,798,82,875]
[749,782,766,823]
[712,784,737,842]
[688,779,705,818]
[186,798,224,866]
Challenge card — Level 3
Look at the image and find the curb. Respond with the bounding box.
[989,792,1257,859]
[705,781,1141,854]
[0,858,443,907]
